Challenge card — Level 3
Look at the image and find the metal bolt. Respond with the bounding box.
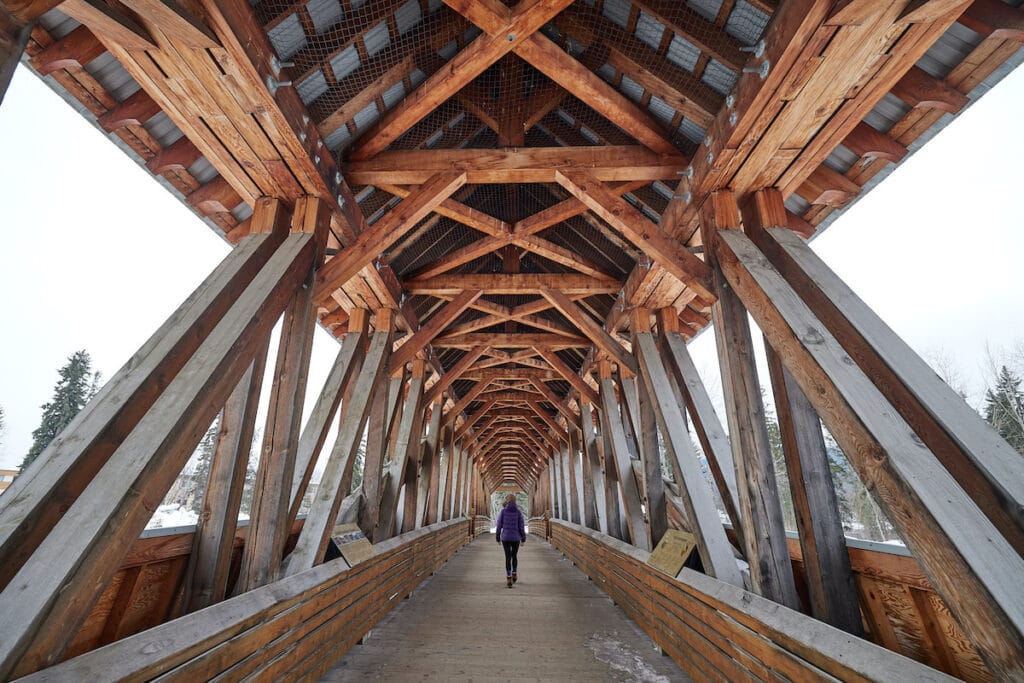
[743,60,770,79]
[299,131,307,142]
[676,166,694,179]
[706,151,714,164]
[302,114,310,126]
[335,172,343,185]
[739,39,766,59]
[725,94,735,109]
[314,154,321,164]
[265,76,292,95]
[673,192,692,203]
[703,135,713,148]
[729,111,738,126]
[507,33,516,41]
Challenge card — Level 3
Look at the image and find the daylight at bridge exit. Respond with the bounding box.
[0,0,1022,679]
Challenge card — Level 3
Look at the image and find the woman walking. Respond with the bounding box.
[495,494,527,588]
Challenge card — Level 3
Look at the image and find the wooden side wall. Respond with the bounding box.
[548,520,973,682]
[24,519,475,682]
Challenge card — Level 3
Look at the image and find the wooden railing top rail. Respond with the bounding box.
[549,520,957,683]
[19,518,469,682]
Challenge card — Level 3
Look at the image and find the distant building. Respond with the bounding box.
[0,468,17,495]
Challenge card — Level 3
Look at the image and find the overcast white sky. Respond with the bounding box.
[0,62,1022,471]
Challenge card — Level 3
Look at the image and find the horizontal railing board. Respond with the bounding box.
[21,519,471,682]
[550,520,956,683]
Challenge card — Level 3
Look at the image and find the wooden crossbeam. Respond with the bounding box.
[346,146,686,185]
[313,172,467,303]
[532,346,599,405]
[349,0,575,160]
[540,288,637,375]
[424,345,488,404]
[404,274,621,296]
[430,333,590,349]
[555,169,713,302]
[389,290,482,374]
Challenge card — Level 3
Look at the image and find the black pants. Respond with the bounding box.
[502,541,520,573]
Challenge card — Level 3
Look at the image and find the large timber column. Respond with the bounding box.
[713,191,1024,677]
[416,399,443,527]
[239,198,328,591]
[286,309,395,575]
[0,198,318,678]
[703,191,800,610]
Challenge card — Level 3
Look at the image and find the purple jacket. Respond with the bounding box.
[496,502,526,543]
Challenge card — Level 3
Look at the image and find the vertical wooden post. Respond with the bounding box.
[426,423,447,526]
[565,427,582,525]
[548,457,558,520]
[442,435,458,520]
[238,198,326,592]
[285,309,395,575]
[628,310,670,547]
[765,343,862,634]
[416,399,443,528]
[0,231,316,679]
[596,404,623,540]
[579,400,605,532]
[361,370,405,535]
[632,311,743,586]
[703,191,800,609]
[747,198,1024,555]
[288,308,368,523]
[656,308,745,549]
[598,361,651,550]
[0,226,287,592]
[183,342,268,613]
[378,359,425,539]
[714,226,1024,677]
[555,443,568,520]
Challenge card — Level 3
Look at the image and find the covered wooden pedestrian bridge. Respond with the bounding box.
[1,0,1023,679]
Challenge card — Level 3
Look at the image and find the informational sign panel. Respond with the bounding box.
[331,523,377,566]
[647,529,697,578]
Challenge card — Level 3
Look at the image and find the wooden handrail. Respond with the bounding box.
[21,519,471,682]
[549,520,956,682]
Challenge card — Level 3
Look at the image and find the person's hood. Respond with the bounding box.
[505,501,518,510]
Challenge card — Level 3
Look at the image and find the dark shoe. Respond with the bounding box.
[507,576,513,588]
[512,572,517,584]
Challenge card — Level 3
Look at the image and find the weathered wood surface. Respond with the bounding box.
[318,535,689,682]
[20,520,472,682]
[550,521,959,683]
[715,228,1024,678]
[0,233,315,679]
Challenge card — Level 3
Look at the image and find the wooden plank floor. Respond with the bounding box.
[319,534,691,682]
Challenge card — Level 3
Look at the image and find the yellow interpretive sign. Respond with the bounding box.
[647,529,697,578]
[331,523,377,566]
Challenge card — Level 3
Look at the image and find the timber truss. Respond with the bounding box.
[1,0,1023,679]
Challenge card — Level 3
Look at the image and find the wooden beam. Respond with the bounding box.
[424,345,488,404]
[554,169,714,302]
[389,290,482,374]
[182,342,268,613]
[288,309,368,522]
[747,214,1024,556]
[0,233,316,678]
[656,309,744,544]
[715,227,1024,678]
[346,146,687,185]
[349,0,575,160]
[361,372,404,539]
[540,287,637,375]
[578,401,605,532]
[406,274,620,296]
[703,193,801,611]
[765,342,862,635]
[313,172,467,303]
[377,361,426,540]
[0,229,286,596]
[597,369,648,549]
[532,346,599,405]
[632,318,743,585]
[285,310,395,575]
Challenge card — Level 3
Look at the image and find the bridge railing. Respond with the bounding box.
[548,520,956,682]
[20,518,472,682]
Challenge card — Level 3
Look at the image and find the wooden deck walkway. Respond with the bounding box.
[319,534,690,682]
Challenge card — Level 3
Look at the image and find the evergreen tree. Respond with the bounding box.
[189,416,221,515]
[984,365,1024,454]
[21,351,99,472]
[240,428,261,516]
